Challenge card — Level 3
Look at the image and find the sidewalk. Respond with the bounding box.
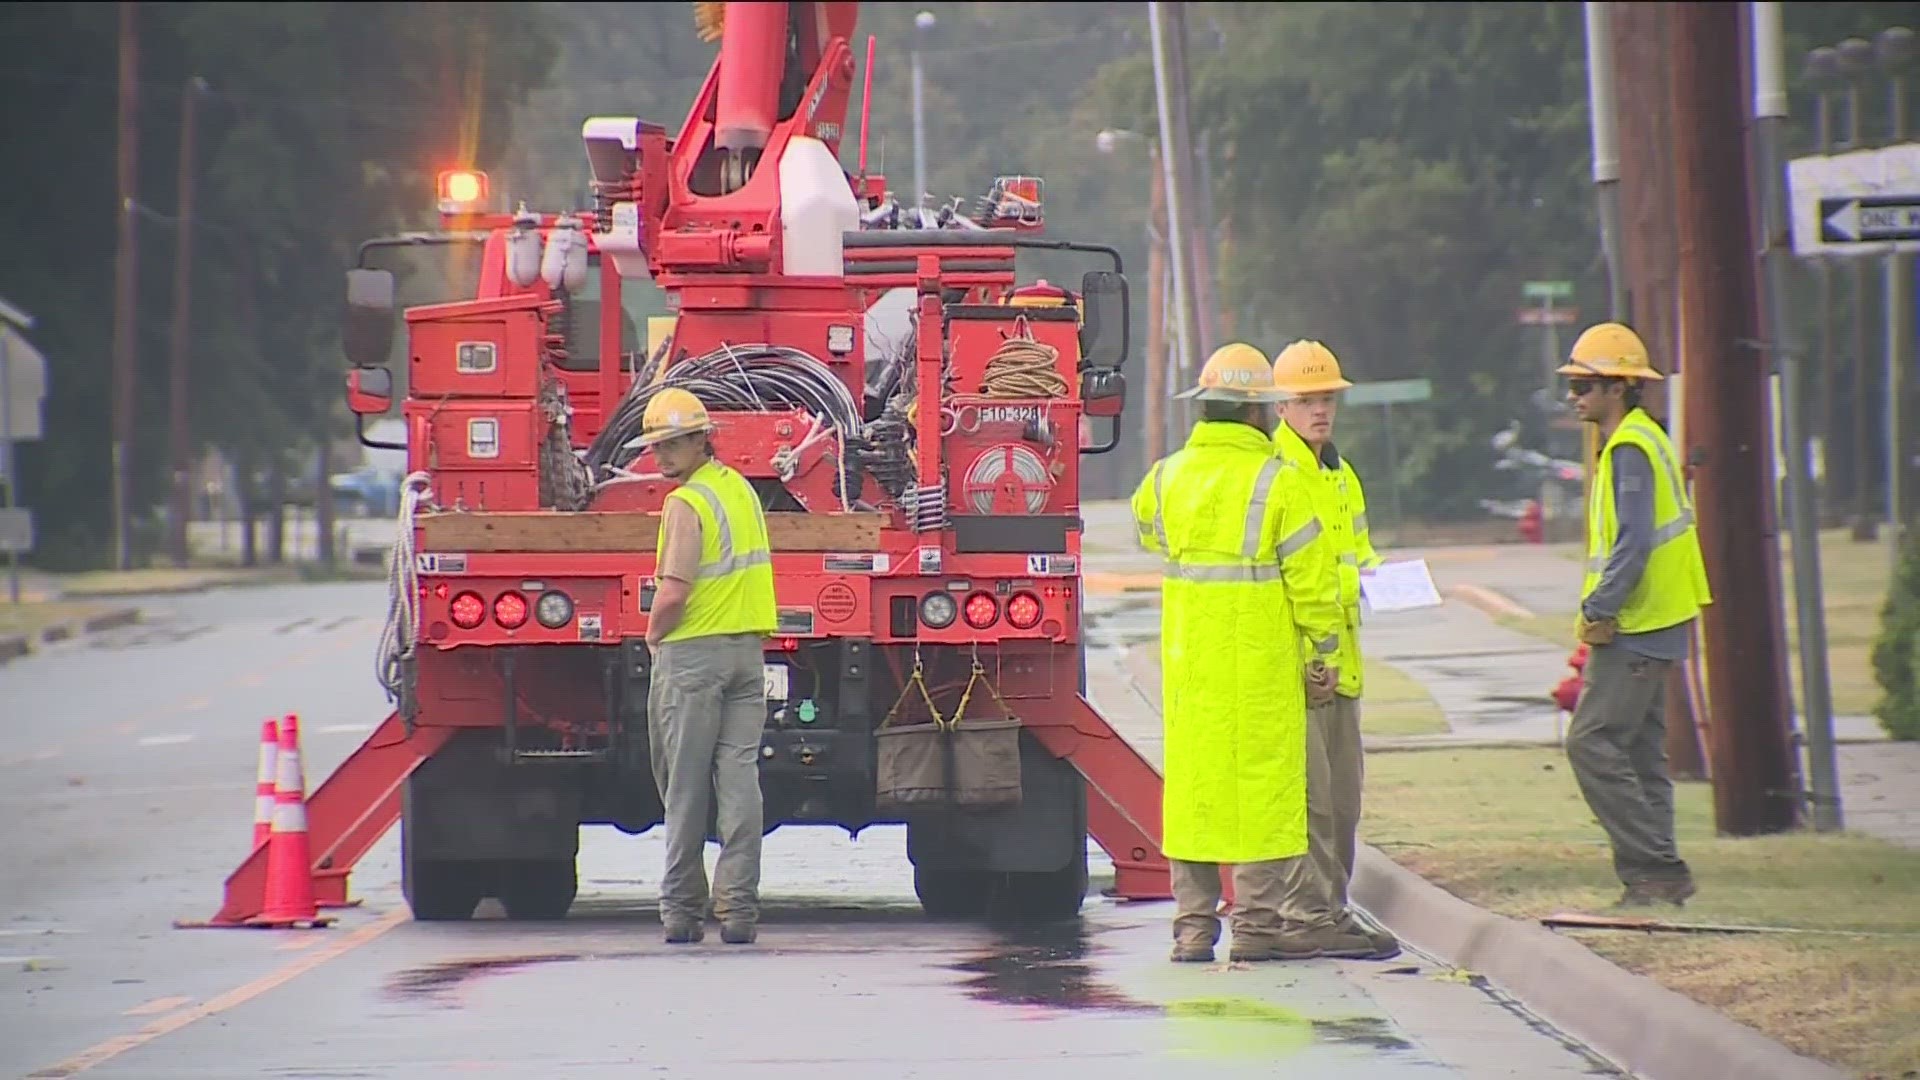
[1078,500,1920,851]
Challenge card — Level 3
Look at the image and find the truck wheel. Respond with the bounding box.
[402,858,488,922]
[988,852,1089,924]
[914,865,994,920]
[496,858,578,921]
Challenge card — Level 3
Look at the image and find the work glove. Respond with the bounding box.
[1577,613,1617,646]
[1305,660,1339,708]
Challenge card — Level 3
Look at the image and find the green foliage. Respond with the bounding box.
[1872,532,1920,740]
[1,2,555,567]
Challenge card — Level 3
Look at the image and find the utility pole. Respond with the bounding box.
[1803,48,1842,524]
[1837,38,1879,542]
[1668,0,1801,835]
[167,77,206,569]
[1611,1,1710,781]
[1754,1,1842,832]
[1877,27,1913,550]
[110,1,140,571]
[1148,1,1199,441]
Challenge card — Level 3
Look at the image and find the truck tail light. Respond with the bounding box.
[494,591,529,629]
[449,591,486,629]
[1006,592,1042,630]
[535,590,574,629]
[963,592,999,629]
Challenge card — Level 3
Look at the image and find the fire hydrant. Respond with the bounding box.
[1551,643,1589,713]
[1518,498,1545,545]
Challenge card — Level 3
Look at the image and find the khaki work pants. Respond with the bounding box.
[1277,694,1365,929]
[648,632,767,929]
[1171,858,1299,950]
[1565,644,1692,887]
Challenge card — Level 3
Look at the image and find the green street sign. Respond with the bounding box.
[1523,280,1574,300]
[1344,378,1433,407]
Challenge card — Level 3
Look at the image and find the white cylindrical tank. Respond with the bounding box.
[779,135,861,277]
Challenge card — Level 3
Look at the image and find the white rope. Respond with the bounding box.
[377,471,436,704]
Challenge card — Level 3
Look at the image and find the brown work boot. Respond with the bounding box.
[1335,911,1403,960]
[1285,921,1394,960]
[1170,943,1214,963]
[1228,933,1321,963]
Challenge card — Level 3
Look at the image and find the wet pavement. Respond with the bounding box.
[2,575,1622,1079]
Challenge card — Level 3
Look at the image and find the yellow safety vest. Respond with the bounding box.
[657,460,779,643]
[1130,421,1342,865]
[1272,421,1381,698]
[1582,407,1712,634]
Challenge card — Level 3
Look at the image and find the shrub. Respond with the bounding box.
[1871,530,1920,740]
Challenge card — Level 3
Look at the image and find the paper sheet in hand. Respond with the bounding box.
[1360,559,1443,613]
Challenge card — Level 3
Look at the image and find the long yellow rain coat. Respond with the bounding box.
[1131,420,1344,864]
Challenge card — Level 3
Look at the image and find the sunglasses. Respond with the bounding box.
[1567,378,1607,397]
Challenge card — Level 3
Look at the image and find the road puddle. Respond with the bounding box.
[949,922,1415,1056]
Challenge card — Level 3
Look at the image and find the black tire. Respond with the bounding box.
[402,857,488,922]
[914,865,994,920]
[988,851,1089,925]
[496,858,579,921]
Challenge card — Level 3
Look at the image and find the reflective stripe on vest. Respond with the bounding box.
[1585,417,1696,574]
[660,461,778,643]
[678,481,775,579]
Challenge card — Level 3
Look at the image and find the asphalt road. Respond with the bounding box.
[1,581,1621,1080]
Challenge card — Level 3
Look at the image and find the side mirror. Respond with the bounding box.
[342,268,396,368]
[1078,270,1129,369]
[1082,367,1126,418]
[346,366,393,416]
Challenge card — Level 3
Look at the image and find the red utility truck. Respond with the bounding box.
[199,0,1176,926]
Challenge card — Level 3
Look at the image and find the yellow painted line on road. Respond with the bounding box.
[122,996,190,1017]
[25,906,409,1079]
[1446,583,1536,620]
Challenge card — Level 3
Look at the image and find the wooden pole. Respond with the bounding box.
[1610,1,1709,781]
[1668,0,1801,835]
[166,78,203,568]
[110,1,141,570]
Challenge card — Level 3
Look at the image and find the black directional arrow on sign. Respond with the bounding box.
[1819,195,1920,243]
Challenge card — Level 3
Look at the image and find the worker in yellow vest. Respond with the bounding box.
[639,388,780,945]
[1558,323,1712,908]
[1266,340,1401,960]
[1130,343,1346,963]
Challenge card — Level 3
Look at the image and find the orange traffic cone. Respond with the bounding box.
[248,714,334,929]
[251,718,279,850]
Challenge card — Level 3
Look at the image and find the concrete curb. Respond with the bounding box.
[1443,582,1536,620]
[1351,845,1851,1080]
[0,607,141,666]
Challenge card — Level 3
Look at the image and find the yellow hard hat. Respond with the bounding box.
[1271,339,1353,395]
[1176,342,1290,402]
[1557,322,1665,381]
[636,387,715,447]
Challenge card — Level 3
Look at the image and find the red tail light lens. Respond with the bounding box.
[494,591,529,629]
[1006,592,1042,629]
[963,592,999,629]
[449,591,486,629]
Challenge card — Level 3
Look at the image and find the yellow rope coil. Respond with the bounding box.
[980,315,1070,399]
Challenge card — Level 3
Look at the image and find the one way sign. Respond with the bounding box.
[1819,196,1920,244]
[1789,144,1920,257]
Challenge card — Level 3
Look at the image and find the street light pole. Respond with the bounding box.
[911,10,934,221]
[1148,1,1198,442]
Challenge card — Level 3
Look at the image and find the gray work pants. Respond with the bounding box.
[1277,694,1365,928]
[647,633,767,928]
[1565,644,1692,886]
[1171,858,1300,950]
